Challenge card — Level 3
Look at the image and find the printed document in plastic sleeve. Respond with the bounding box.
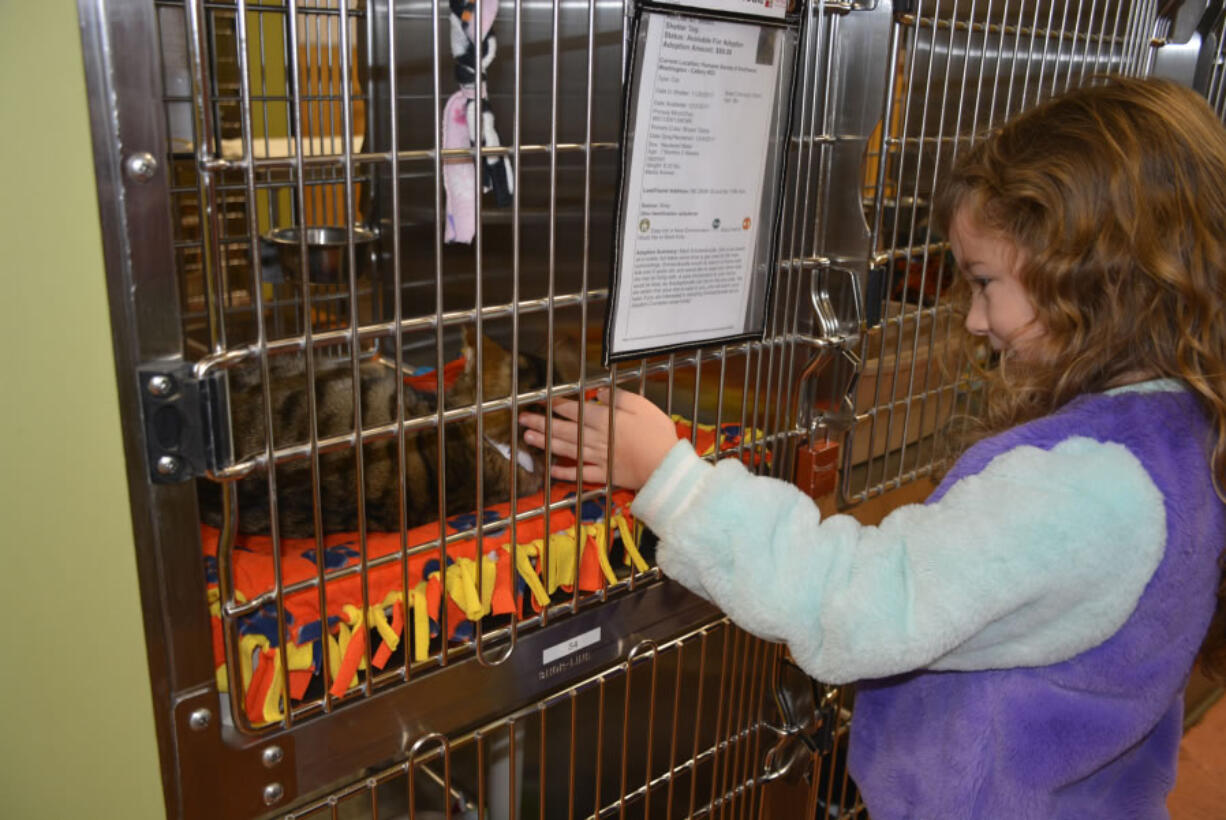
[611,15,782,354]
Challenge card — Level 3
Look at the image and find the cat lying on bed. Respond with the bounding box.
[197,329,579,538]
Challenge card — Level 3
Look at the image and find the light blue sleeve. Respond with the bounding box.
[631,436,1166,684]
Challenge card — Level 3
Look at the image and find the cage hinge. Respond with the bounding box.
[137,360,230,483]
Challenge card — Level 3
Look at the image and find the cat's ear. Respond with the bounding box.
[460,326,512,375]
[461,326,478,373]
[480,332,511,373]
[552,330,583,384]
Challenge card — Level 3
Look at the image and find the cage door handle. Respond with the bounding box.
[811,263,863,343]
[761,654,839,783]
[794,343,861,437]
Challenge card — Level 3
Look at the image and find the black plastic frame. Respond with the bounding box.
[602,0,803,365]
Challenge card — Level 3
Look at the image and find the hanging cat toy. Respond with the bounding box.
[443,0,514,244]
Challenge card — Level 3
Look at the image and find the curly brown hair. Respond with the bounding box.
[933,76,1226,681]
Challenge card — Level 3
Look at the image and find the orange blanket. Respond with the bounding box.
[205,411,764,726]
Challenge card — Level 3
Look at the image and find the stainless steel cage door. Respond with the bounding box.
[80,0,835,815]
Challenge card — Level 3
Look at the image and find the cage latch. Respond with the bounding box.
[761,703,839,785]
[137,360,229,483]
[762,656,840,784]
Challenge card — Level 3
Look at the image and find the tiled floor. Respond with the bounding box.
[1168,692,1226,819]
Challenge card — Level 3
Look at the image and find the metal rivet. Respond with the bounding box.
[156,455,180,476]
[124,152,158,182]
[188,708,211,731]
[147,374,174,397]
[261,745,284,768]
[263,783,284,806]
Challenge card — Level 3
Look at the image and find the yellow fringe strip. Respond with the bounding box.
[444,554,498,621]
[619,516,649,573]
[587,523,618,585]
[546,531,576,595]
[411,583,430,663]
[516,541,553,608]
[371,591,403,655]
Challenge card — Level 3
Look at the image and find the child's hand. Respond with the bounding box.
[519,388,678,490]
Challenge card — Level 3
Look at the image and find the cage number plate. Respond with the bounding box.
[543,627,602,666]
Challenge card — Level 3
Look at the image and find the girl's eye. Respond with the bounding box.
[972,277,990,291]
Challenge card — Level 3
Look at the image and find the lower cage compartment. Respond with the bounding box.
[175,580,731,818]
[277,618,822,820]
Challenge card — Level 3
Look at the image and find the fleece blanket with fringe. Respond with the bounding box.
[204,414,762,727]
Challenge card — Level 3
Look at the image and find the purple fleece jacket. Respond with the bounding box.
[849,388,1224,819]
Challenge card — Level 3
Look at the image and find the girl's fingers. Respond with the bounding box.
[549,463,578,482]
[523,426,578,459]
[520,411,585,438]
[607,387,652,412]
[550,397,607,422]
[521,417,610,463]
[549,397,612,430]
[550,462,608,484]
[542,388,652,418]
[586,444,614,462]
[518,411,548,432]
[521,405,610,442]
[546,398,583,421]
[610,387,637,409]
[527,432,610,467]
[543,416,582,444]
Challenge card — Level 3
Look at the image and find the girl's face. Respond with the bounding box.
[949,208,1044,358]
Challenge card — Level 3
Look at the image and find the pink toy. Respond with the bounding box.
[443,0,513,244]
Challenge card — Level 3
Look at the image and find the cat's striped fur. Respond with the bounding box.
[198,329,575,537]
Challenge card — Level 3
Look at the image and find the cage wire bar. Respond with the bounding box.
[77,0,1225,816]
[1206,5,1226,115]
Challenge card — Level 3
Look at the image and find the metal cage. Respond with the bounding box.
[78,0,1223,817]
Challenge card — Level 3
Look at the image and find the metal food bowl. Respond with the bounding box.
[265,226,377,284]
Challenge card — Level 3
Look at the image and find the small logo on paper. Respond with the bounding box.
[712,218,721,229]
[639,218,650,233]
[742,217,752,230]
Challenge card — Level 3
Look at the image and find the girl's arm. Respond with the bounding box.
[640,435,1164,683]
[520,393,1166,684]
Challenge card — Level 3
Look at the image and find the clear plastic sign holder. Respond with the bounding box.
[603,0,801,364]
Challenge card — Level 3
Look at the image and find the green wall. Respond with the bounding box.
[0,4,165,817]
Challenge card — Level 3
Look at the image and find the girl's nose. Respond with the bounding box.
[965,298,989,337]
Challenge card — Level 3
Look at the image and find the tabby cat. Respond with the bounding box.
[198,329,578,537]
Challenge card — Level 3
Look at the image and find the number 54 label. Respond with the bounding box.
[542,627,602,666]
